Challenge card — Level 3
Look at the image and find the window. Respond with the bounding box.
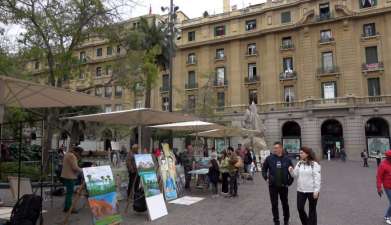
[162,74,170,91]
[284,86,295,103]
[281,11,291,24]
[188,31,196,41]
[216,48,225,59]
[115,104,123,111]
[135,99,143,109]
[187,53,196,64]
[320,30,332,42]
[283,57,294,72]
[368,78,380,96]
[247,43,257,55]
[96,67,102,77]
[115,86,123,97]
[322,52,334,71]
[79,51,86,62]
[188,71,196,88]
[107,46,113,56]
[282,37,293,49]
[249,90,258,104]
[105,86,112,97]
[116,45,121,54]
[95,87,103,96]
[217,92,225,109]
[365,46,378,64]
[248,63,257,80]
[34,61,40,70]
[216,67,225,85]
[104,105,112,113]
[214,25,226,36]
[96,48,102,57]
[319,3,330,20]
[162,97,170,111]
[360,0,377,8]
[245,20,257,31]
[105,65,112,76]
[188,95,196,111]
[322,82,337,99]
[363,23,376,37]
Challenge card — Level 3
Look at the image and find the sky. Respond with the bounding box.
[1,0,265,44]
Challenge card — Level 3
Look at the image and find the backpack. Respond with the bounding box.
[8,194,42,225]
[133,176,147,212]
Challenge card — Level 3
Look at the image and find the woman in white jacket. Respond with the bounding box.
[289,146,321,225]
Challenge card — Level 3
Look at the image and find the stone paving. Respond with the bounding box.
[42,159,386,225]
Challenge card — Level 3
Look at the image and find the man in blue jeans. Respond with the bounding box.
[262,142,293,225]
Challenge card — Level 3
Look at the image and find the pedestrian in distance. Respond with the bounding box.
[289,146,321,225]
[262,142,294,225]
[220,150,230,196]
[208,153,220,198]
[376,150,383,167]
[376,150,391,224]
[361,150,369,167]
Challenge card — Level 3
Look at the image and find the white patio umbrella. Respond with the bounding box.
[192,127,262,138]
[149,120,224,132]
[64,108,198,150]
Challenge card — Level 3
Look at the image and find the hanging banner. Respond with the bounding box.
[83,166,122,225]
[135,154,168,221]
[160,144,178,201]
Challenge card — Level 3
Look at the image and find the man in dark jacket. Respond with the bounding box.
[262,142,293,225]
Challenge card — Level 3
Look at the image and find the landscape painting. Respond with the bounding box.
[83,166,116,196]
[135,154,155,173]
[140,172,161,198]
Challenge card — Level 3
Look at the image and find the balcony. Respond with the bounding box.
[280,43,294,51]
[215,56,226,61]
[245,51,258,57]
[362,62,384,73]
[319,37,335,44]
[160,86,170,93]
[317,65,340,77]
[213,80,228,87]
[361,32,380,40]
[244,76,260,84]
[185,83,198,90]
[315,13,334,22]
[186,59,197,65]
[279,71,297,81]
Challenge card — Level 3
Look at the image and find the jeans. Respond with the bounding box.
[211,181,218,194]
[385,189,391,218]
[127,172,138,198]
[269,185,290,224]
[221,172,229,194]
[62,178,76,211]
[363,158,368,167]
[297,192,318,225]
[184,168,192,189]
[229,172,238,196]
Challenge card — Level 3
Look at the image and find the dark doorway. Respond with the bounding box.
[102,129,113,151]
[365,117,390,156]
[282,121,301,155]
[321,119,343,159]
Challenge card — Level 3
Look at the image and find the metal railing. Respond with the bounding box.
[317,65,340,75]
[280,43,294,50]
[213,80,228,87]
[362,62,384,71]
[361,32,380,38]
[315,13,334,22]
[160,86,170,92]
[279,71,297,80]
[244,76,260,83]
[319,37,335,43]
[186,59,197,65]
[185,83,198,89]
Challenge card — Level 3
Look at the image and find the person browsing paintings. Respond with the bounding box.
[180,144,195,189]
[126,144,138,198]
[61,146,84,213]
[289,147,321,225]
[262,142,294,225]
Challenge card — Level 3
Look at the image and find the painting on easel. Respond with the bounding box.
[83,166,123,225]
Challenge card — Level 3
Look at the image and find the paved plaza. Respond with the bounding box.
[41,159,385,225]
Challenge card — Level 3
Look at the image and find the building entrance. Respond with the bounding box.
[321,119,344,159]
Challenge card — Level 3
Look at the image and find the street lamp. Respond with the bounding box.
[162,1,179,112]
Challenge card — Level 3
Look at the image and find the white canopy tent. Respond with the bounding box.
[191,127,262,138]
[149,120,224,132]
[64,108,199,150]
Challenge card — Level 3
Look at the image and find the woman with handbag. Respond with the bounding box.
[289,146,321,225]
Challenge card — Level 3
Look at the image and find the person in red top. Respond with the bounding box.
[376,150,391,225]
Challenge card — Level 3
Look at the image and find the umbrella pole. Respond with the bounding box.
[17,122,22,200]
[138,125,142,153]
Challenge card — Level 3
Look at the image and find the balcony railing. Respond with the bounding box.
[244,76,260,83]
[319,37,335,44]
[361,32,380,39]
[212,95,391,114]
[279,71,297,80]
[185,83,198,89]
[213,80,228,87]
[362,62,384,72]
[186,59,197,65]
[280,43,294,50]
[160,86,170,92]
[317,65,340,76]
[215,56,226,61]
[315,13,334,22]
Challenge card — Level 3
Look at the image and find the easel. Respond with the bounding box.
[62,181,121,225]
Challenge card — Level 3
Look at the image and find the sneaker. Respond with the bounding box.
[386,218,391,225]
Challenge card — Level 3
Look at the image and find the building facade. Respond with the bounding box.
[150,0,391,159]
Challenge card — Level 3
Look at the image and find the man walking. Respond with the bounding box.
[262,142,294,225]
[361,150,369,167]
